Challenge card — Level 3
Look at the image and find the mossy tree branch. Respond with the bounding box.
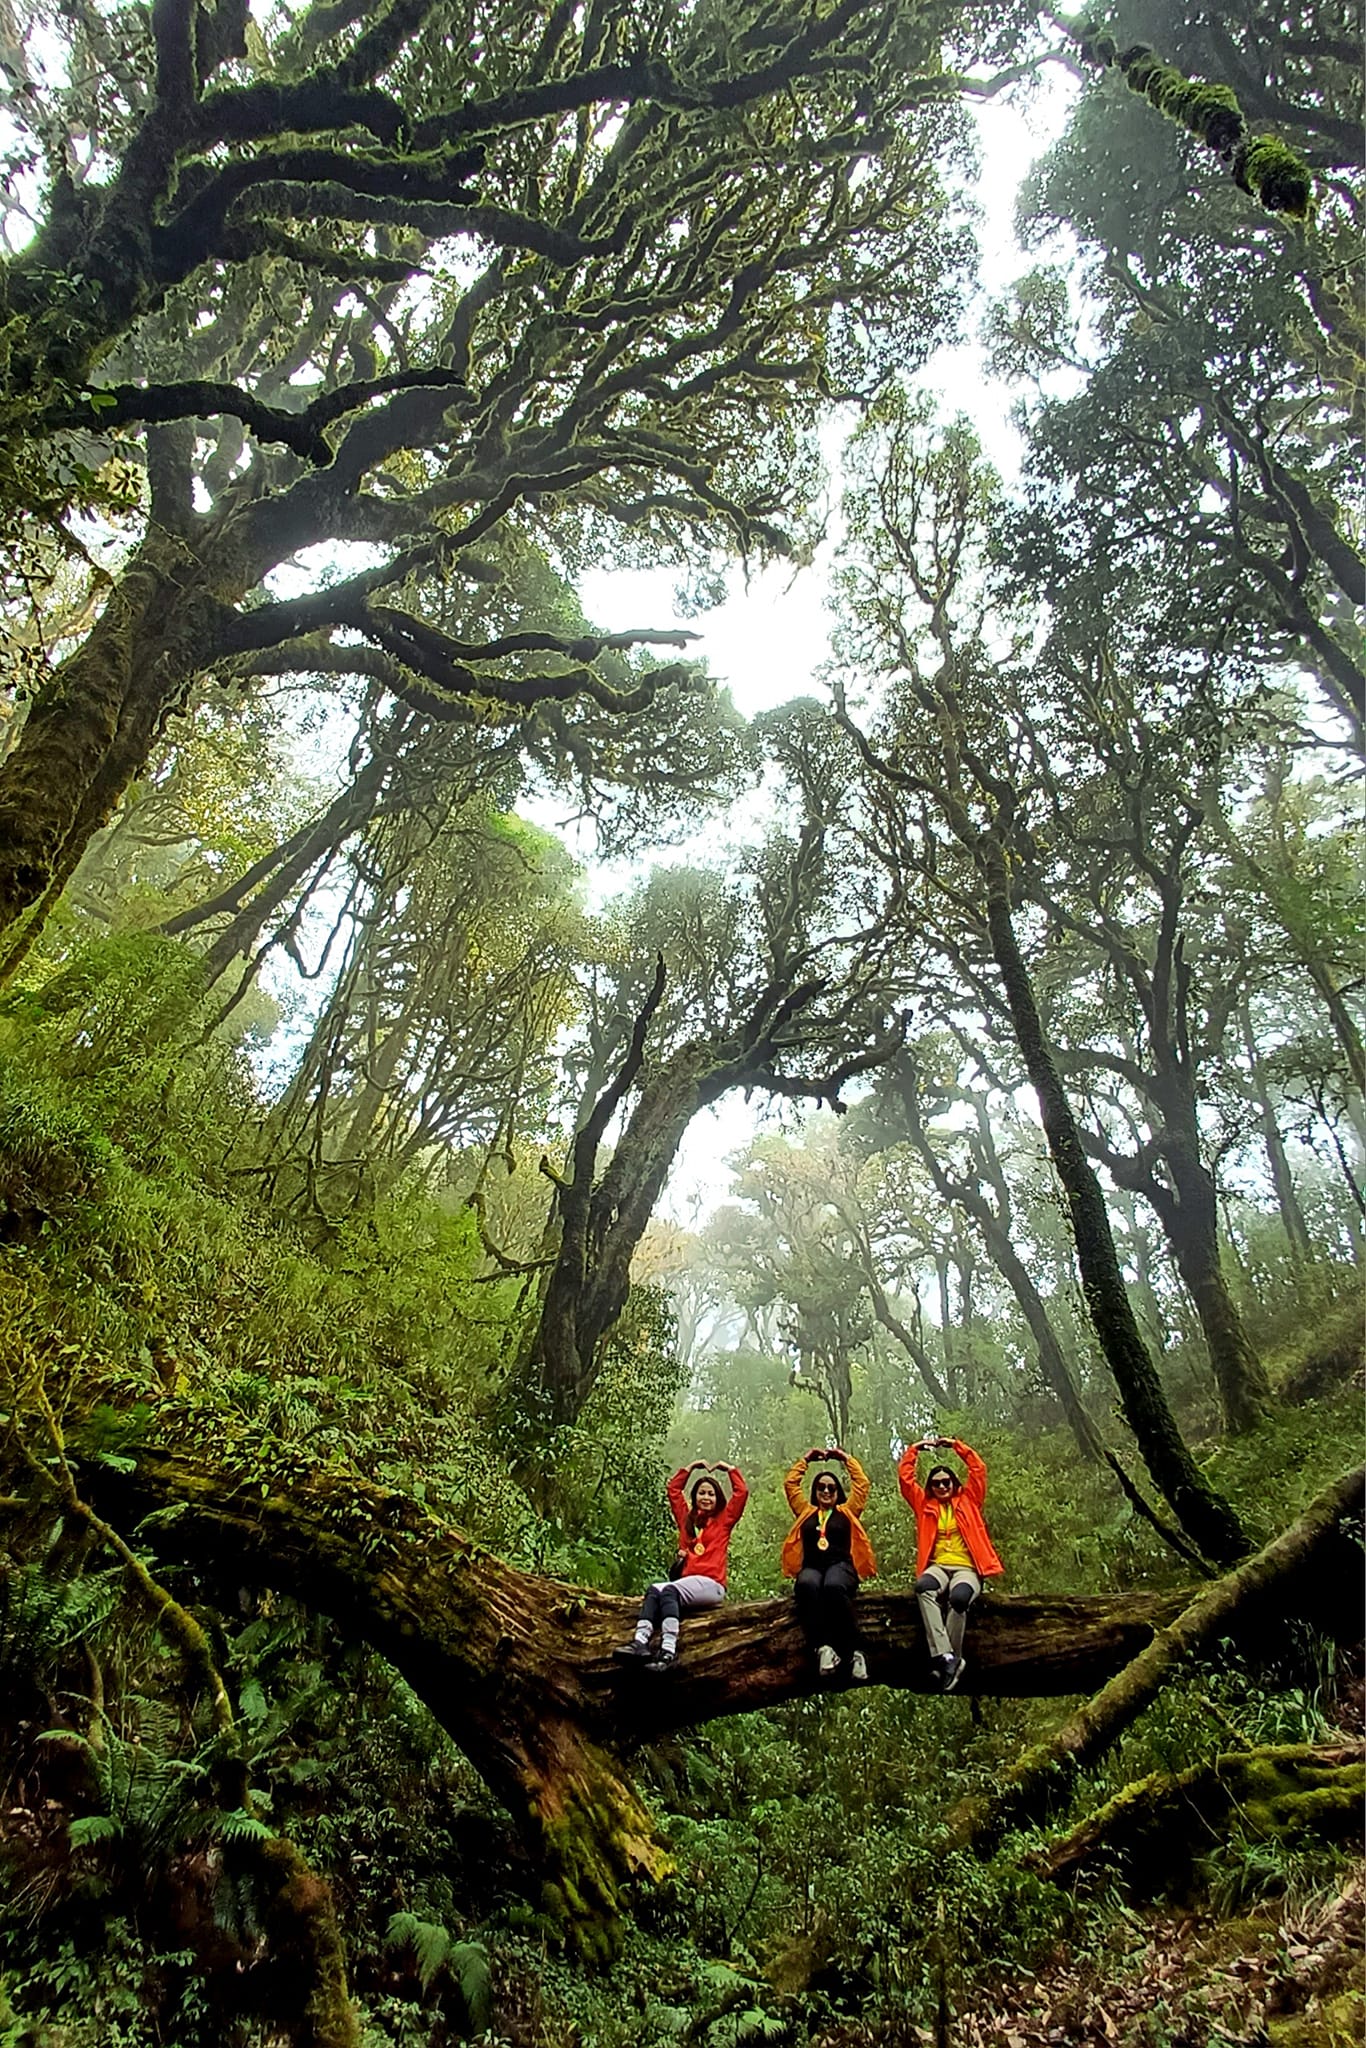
[65,1447,1363,1947]
[1068,18,1315,218]
[951,1462,1364,1855]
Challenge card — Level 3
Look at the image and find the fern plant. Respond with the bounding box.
[385,1910,494,2030]
[40,1700,207,1870]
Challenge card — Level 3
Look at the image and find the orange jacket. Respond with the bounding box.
[666,1466,748,1588]
[897,1439,1003,1579]
[781,1454,877,1580]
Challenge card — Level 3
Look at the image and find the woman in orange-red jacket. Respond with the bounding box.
[897,1436,1003,1693]
[781,1447,876,1684]
[614,1461,747,1670]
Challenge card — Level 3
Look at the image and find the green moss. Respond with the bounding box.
[1268,1989,1366,2048]
[1235,135,1315,219]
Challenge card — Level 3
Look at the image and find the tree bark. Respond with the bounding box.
[73,1449,1363,1943]
[951,1462,1364,1854]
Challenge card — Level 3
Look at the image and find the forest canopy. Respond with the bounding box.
[0,1,1360,2045]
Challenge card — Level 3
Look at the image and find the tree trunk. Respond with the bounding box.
[0,534,239,957]
[858,1251,952,1410]
[951,1462,1364,1853]
[1160,1160,1273,1434]
[978,838,1252,1564]
[1112,1071,1273,1436]
[74,1449,1363,1943]
[1241,998,1314,1264]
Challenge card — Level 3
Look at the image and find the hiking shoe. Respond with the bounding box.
[646,1643,678,1671]
[850,1651,869,1684]
[942,1654,965,1694]
[816,1645,840,1679]
[613,1638,653,1662]
[929,1654,955,1693]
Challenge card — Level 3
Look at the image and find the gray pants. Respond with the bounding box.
[915,1565,981,1662]
[634,1574,725,1647]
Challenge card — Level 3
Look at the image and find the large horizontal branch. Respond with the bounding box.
[352,605,705,718]
[66,1447,1359,1937]
[43,369,469,464]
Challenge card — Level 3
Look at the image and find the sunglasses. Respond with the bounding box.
[929,1477,955,1490]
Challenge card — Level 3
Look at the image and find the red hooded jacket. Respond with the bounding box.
[897,1439,1004,1579]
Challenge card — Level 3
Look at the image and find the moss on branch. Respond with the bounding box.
[1073,25,1315,220]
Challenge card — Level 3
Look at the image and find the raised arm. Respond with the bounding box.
[718,1466,748,1529]
[784,1454,813,1517]
[665,1465,695,1541]
[841,1451,870,1518]
[897,1441,926,1512]
[951,1439,988,1506]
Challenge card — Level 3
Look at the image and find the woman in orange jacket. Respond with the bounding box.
[615,1460,748,1670]
[781,1447,876,1683]
[897,1435,1003,1693]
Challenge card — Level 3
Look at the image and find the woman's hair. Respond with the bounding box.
[925,1465,960,1495]
[809,1470,847,1506]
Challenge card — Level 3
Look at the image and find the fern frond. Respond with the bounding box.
[450,1941,493,2030]
[385,1909,452,1993]
[67,1812,121,1850]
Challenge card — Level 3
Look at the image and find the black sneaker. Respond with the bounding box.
[944,1653,966,1694]
[929,1654,955,1693]
[613,1639,653,1662]
[646,1644,678,1671]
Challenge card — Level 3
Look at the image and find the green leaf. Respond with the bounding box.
[68,1813,121,1848]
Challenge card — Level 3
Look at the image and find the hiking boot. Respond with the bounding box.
[943,1653,966,1694]
[929,1653,955,1693]
[849,1650,869,1684]
[613,1638,653,1662]
[816,1645,840,1679]
[646,1642,678,1671]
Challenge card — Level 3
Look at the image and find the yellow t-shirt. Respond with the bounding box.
[930,1500,974,1570]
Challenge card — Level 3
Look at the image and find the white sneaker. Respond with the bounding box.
[850,1650,868,1683]
[816,1645,840,1679]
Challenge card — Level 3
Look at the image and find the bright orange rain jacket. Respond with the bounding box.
[666,1466,748,1588]
[780,1453,877,1580]
[897,1438,1004,1579]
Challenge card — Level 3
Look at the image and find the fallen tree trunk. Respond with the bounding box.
[74,1450,1362,1945]
[1031,1741,1366,1890]
[951,1464,1364,1855]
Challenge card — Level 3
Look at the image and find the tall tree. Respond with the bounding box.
[829,390,1251,1561]
[0,0,977,949]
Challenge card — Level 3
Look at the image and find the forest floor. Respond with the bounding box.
[946,1867,1365,2048]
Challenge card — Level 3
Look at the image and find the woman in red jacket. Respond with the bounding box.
[897,1435,1003,1693]
[614,1460,748,1669]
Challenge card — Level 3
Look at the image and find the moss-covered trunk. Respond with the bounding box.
[1033,1741,1366,1889]
[1131,1056,1272,1435]
[978,838,1251,1564]
[0,535,237,959]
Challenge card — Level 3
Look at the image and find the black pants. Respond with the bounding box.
[794,1561,859,1655]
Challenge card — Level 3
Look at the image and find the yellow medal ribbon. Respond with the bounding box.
[816,1507,830,1553]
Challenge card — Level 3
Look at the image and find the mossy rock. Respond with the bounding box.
[1268,1987,1365,2048]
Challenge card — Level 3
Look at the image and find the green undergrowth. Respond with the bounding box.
[0,938,1360,2044]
